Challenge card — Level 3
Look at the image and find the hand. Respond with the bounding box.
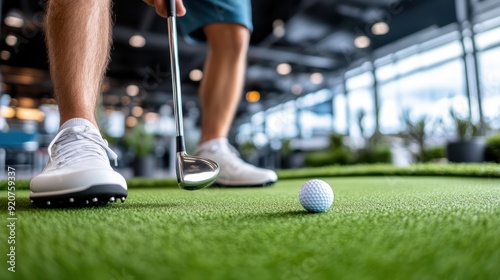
[143,0,186,17]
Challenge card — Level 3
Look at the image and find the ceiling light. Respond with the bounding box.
[144,112,159,122]
[273,26,285,38]
[132,106,144,117]
[16,108,44,121]
[121,96,130,106]
[371,22,389,35]
[272,19,286,38]
[310,72,324,85]
[126,84,139,96]
[291,84,303,95]
[19,98,36,108]
[276,63,292,75]
[129,34,146,48]
[14,75,35,85]
[354,35,370,48]
[6,35,18,46]
[273,19,284,28]
[189,69,203,81]
[1,51,11,60]
[126,116,137,127]
[1,107,15,118]
[4,10,24,28]
[246,91,261,103]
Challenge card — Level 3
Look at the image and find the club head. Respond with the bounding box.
[176,152,220,190]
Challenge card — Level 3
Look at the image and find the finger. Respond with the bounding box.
[153,0,167,18]
[153,0,186,18]
[176,0,186,16]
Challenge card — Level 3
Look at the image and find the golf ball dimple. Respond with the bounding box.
[299,179,334,213]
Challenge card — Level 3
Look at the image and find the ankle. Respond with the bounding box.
[59,118,98,131]
[198,137,228,149]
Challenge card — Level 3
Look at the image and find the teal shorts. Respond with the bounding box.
[178,0,252,41]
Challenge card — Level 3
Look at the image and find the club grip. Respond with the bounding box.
[166,0,176,17]
[176,136,186,153]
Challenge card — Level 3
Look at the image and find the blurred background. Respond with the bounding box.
[1,0,500,179]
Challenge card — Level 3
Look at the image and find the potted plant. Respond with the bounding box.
[446,109,484,163]
[279,139,307,169]
[484,133,500,163]
[354,109,392,164]
[400,109,428,163]
[304,135,351,167]
[124,122,156,177]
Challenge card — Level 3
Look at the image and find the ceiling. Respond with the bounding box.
[1,0,457,118]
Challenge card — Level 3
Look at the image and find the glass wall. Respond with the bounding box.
[478,48,500,129]
[377,40,465,136]
[296,89,334,138]
[476,25,500,130]
[236,13,500,151]
[265,101,298,139]
[346,71,375,138]
[332,92,348,134]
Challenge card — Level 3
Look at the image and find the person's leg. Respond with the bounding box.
[194,22,277,187]
[198,23,249,143]
[30,0,127,207]
[45,0,112,128]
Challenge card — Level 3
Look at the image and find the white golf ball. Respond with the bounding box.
[299,179,334,213]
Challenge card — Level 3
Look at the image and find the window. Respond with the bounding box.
[332,93,348,134]
[346,71,375,138]
[348,88,375,138]
[475,26,500,50]
[478,47,500,129]
[296,89,334,138]
[378,59,466,135]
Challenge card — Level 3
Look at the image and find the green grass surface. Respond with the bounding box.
[1,177,500,280]
[2,163,500,190]
[277,163,500,179]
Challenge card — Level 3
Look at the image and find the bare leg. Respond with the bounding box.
[30,0,128,208]
[199,23,250,143]
[45,0,112,128]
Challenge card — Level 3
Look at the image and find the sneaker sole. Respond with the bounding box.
[30,184,128,208]
[212,181,276,188]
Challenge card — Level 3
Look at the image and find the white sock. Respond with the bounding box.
[59,118,97,131]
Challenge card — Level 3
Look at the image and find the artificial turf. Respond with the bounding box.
[1,176,499,280]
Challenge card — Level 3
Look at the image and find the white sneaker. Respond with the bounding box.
[30,119,127,207]
[194,138,277,187]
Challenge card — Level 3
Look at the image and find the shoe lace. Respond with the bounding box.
[48,126,118,167]
[217,142,246,171]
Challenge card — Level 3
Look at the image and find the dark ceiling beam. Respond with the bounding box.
[341,0,400,7]
[112,26,338,69]
[0,66,52,89]
[335,4,385,23]
[113,26,201,57]
[258,0,328,48]
[249,46,338,69]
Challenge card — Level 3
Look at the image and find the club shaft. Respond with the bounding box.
[167,16,185,140]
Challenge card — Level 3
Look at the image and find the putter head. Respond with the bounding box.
[176,152,220,190]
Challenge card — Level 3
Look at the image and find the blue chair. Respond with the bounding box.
[0,131,39,176]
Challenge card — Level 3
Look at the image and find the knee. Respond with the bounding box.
[205,23,250,57]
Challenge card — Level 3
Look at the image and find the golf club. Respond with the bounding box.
[165,0,220,190]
